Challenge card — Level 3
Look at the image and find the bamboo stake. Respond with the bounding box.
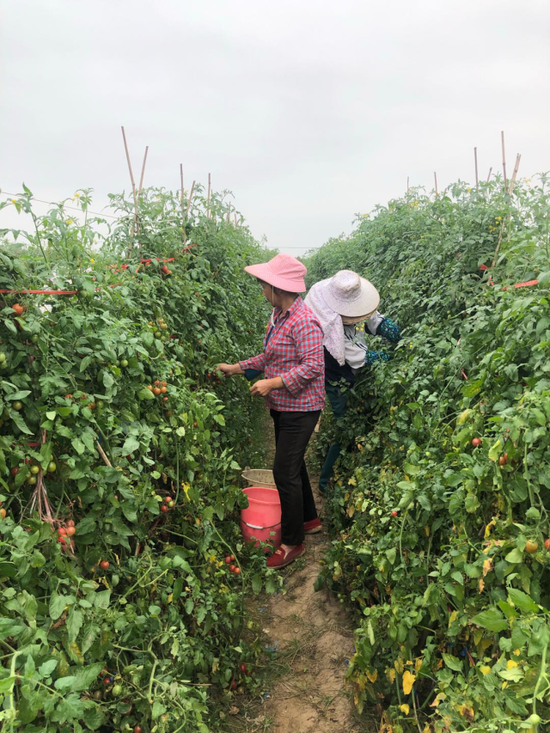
[508,153,521,194]
[207,173,211,218]
[407,176,409,193]
[96,441,112,468]
[121,126,138,213]
[501,131,507,188]
[434,172,438,195]
[234,213,238,227]
[491,154,521,268]
[474,147,479,187]
[486,167,492,183]
[138,146,149,196]
[179,164,184,209]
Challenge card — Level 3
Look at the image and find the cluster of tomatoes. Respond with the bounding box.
[65,393,101,411]
[160,495,175,514]
[56,519,76,545]
[10,459,57,486]
[146,380,169,403]
[224,554,241,575]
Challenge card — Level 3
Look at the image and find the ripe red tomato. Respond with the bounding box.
[229,565,236,572]
[163,396,169,402]
[88,402,97,410]
[525,540,538,554]
[146,385,153,391]
[545,539,550,551]
[12,303,24,316]
[161,381,167,387]
[234,567,241,575]
[66,519,75,527]
[0,508,6,519]
[160,386,167,393]
[391,510,398,517]
[134,727,143,733]
[160,504,169,513]
[164,496,172,504]
[154,380,160,386]
[66,526,76,537]
[230,555,235,561]
[240,663,247,673]
[225,556,231,564]
[153,387,161,396]
[10,467,18,477]
[472,438,482,447]
[100,560,110,570]
[58,527,68,536]
[499,453,508,466]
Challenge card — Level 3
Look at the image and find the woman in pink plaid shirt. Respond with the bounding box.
[218,254,325,569]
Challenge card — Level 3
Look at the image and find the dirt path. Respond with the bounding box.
[232,484,369,733]
[258,498,363,733]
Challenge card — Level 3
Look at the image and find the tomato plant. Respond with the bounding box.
[0,185,280,731]
[306,175,550,732]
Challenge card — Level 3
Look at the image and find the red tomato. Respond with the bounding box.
[100,560,110,570]
[164,496,172,504]
[58,527,67,536]
[391,510,398,517]
[66,519,75,527]
[545,539,550,551]
[525,540,538,554]
[66,526,76,537]
[154,380,160,386]
[153,387,161,396]
[160,386,167,393]
[160,504,169,513]
[12,303,24,316]
[10,467,18,477]
[472,438,482,447]
[225,556,232,564]
[499,453,508,466]
[229,565,236,572]
[234,567,241,575]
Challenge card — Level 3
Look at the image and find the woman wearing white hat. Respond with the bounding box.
[305,270,400,493]
[218,254,325,569]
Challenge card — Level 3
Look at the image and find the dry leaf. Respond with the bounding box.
[402,670,416,695]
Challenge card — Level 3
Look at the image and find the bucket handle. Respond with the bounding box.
[242,519,281,530]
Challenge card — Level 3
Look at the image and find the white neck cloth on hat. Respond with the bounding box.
[305,278,346,365]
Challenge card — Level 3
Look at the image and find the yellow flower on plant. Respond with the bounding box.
[90,258,95,263]
[11,198,17,204]
[399,704,410,715]
[402,670,416,695]
[513,648,521,656]
[75,193,80,198]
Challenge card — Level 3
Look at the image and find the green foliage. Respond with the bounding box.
[0,187,277,732]
[306,176,550,732]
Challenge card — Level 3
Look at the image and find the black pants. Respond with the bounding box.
[271,409,320,546]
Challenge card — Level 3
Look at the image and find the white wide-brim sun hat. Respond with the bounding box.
[322,270,380,318]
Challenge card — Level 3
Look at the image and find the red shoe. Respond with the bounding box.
[267,544,305,569]
[304,518,322,535]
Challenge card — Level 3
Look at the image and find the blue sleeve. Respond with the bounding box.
[376,317,401,344]
[364,350,391,367]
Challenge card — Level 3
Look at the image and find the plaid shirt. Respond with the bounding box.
[240,297,325,412]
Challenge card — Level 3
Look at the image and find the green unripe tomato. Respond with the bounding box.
[111,683,123,696]
[31,334,39,344]
[30,465,40,475]
[0,352,6,362]
[47,462,57,473]
[27,475,37,486]
[525,507,541,523]
[526,714,541,726]
[120,359,129,368]
[13,401,23,411]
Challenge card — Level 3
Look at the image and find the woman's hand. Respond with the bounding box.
[217,363,243,377]
[249,377,283,397]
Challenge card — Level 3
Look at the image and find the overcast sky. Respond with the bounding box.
[1,0,549,255]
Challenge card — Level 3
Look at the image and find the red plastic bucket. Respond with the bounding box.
[240,486,281,549]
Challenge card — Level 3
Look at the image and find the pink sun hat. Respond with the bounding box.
[244,253,307,293]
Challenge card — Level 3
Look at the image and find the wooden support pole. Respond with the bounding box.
[508,154,521,195]
[486,167,492,183]
[121,126,139,243]
[179,164,184,209]
[207,173,211,218]
[474,147,479,187]
[138,146,149,196]
[501,131,507,188]
[434,172,438,195]
[407,176,409,193]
